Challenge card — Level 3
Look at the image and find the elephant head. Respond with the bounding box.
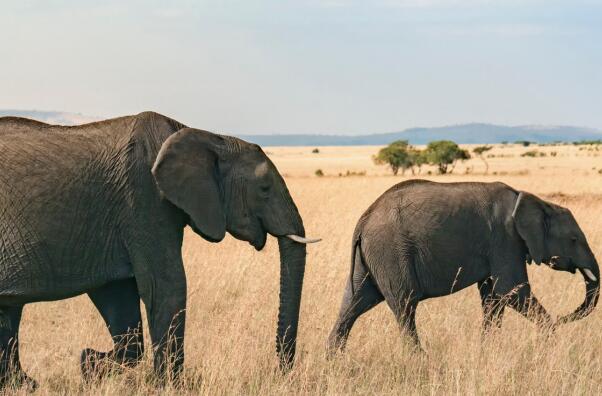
[151,128,319,368]
[512,192,600,324]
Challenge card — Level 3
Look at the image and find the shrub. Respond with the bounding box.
[312,148,320,154]
[340,170,367,177]
[315,169,324,177]
[521,150,546,157]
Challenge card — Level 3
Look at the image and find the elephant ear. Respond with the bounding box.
[512,192,549,264]
[152,128,226,242]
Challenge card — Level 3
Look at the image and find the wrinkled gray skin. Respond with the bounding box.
[0,112,308,388]
[328,180,600,353]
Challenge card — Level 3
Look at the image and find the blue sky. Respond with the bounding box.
[1,0,601,134]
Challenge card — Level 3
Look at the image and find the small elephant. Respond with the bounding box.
[328,180,599,352]
[0,112,318,388]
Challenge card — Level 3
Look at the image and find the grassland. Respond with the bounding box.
[12,144,602,395]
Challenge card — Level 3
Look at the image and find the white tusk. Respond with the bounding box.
[551,256,560,260]
[583,268,598,282]
[286,235,322,244]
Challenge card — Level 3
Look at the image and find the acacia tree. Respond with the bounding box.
[473,145,493,174]
[373,140,416,175]
[424,140,471,174]
[410,148,427,175]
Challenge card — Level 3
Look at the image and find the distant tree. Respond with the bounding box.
[374,140,416,175]
[410,148,427,175]
[573,140,602,146]
[453,148,471,173]
[312,148,320,154]
[473,145,493,174]
[424,140,471,174]
[515,140,532,147]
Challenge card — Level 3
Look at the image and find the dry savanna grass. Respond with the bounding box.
[10,143,602,395]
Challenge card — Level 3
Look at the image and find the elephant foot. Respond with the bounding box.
[80,348,115,382]
[0,371,38,393]
[403,338,426,356]
[325,343,344,359]
[18,373,38,393]
[539,321,557,341]
[414,345,427,356]
[81,346,143,383]
[326,332,348,358]
[543,319,557,333]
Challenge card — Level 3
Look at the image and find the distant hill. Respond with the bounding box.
[239,123,602,146]
[2,110,600,145]
[0,110,100,126]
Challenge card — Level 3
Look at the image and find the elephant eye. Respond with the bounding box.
[260,185,270,194]
[571,236,578,243]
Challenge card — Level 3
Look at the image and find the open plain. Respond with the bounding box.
[11,143,602,395]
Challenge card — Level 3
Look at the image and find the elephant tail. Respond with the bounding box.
[349,212,370,295]
[349,235,366,296]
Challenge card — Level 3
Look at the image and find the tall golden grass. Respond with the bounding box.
[11,144,602,394]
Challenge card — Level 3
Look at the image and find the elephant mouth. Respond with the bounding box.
[251,232,267,251]
[224,218,268,251]
[547,256,576,273]
[547,256,599,283]
[230,230,267,251]
[190,222,222,243]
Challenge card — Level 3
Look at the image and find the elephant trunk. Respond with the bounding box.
[276,235,306,370]
[558,264,600,324]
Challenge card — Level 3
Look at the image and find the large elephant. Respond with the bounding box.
[0,112,318,388]
[328,180,599,352]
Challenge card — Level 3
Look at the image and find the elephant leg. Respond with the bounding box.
[478,278,505,333]
[375,257,423,349]
[491,252,553,331]
[136,269,187,383]
[355,241,424,350]
[0,305,36,391]
[81,278,144,382]
[327,260,384,354]
[385,294,421,348]
[506,284,554,331]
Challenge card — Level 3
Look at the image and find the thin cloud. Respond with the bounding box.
[311,0,590,7]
